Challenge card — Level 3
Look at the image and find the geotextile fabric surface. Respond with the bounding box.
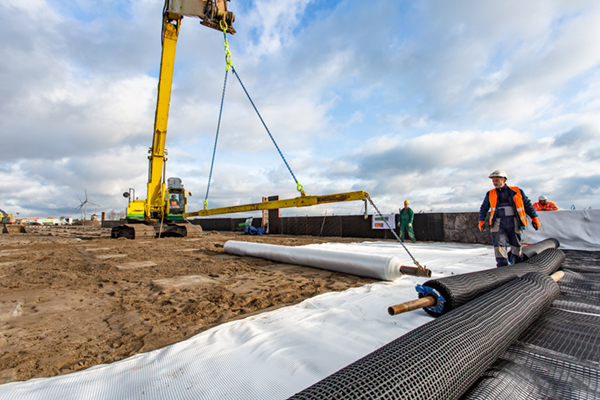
[522,209,600,250]
[420,247,565,317]
[3,243,597,400]
[290,272,560,400]
[0,242,494,400]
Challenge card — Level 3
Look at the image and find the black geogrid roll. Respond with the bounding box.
[289,272,560,400]
[521,238,560,260]
[551,269,600,314]
[421,247,565,317]
[462,250,600,399]
[461,346,600,400]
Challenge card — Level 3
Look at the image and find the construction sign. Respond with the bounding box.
[372,214,395,230]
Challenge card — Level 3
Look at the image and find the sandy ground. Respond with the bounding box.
[0,226,377,384]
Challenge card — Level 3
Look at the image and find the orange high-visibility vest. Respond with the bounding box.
[488,186,528,226]
[533,201,558,211]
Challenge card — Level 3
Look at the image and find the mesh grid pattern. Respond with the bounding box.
[463,346,600,400]
[553,294,600,315]
[516,308,600,364]
[290,273,559,400]
[552,270,600,314]
[554,250,600,315]
[463,250,600,399]
[421,248,565,317]
[522,238,560,260]
[561,250,600,273]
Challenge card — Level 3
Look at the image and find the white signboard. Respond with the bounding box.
[372,214,395,230]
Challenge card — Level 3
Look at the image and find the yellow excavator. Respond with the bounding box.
[112,0,236,239]
[112,0,370,239]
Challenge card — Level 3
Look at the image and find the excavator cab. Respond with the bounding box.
[165,177,187,220]
[168,193,184,216]
[0,210,10,224]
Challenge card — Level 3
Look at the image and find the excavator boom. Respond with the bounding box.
[146,1,236,220]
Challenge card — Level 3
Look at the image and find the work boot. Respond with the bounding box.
[496,257,509,268]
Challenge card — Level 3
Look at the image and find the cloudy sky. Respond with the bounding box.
[2,0,600,220]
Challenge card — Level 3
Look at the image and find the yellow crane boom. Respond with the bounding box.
[184,191,370,218]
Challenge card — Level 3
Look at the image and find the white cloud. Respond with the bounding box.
[238,0,313,57]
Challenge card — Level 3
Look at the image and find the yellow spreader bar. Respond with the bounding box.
[184,190,369,218]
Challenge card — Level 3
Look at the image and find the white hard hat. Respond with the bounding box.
[539,195,547,201]
[488,170,508,179]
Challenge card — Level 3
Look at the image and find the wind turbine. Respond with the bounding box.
[75,189,100,221]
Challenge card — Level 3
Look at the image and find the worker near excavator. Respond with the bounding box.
[533,195,559,211]
[170,194,181,210]
[478,170,540,267]
[397,200,416,242]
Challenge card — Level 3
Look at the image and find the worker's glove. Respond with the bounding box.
[478,221,485,232]
[532,217,541,231]
[408,223,412,228]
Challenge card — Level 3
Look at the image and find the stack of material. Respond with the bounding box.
[464,249,600,399]
[292,240,600,399]
[291,272,560,400]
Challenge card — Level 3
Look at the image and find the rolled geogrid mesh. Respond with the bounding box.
[289,272,560,400]
[551,269,600,314]
[522,238,560,260]
[463,250,600,399]
[420,247,565,317]
[461,345,600,400]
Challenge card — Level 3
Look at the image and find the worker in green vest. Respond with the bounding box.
[398,200,416,242]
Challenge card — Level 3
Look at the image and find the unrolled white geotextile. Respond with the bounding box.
[522,209,600,250]
[0,242,495,400]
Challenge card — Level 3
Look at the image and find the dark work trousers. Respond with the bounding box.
[398,223,416,242]
[491,214,522,267]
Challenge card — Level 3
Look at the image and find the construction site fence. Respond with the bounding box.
[101,212,490,244]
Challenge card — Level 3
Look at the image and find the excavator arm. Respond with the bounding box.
[114,1,236,238]
[144,0,235,220]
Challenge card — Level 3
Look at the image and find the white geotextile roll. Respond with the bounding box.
[223,241,403,281]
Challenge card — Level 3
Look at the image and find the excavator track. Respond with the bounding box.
[111,224,157,239]
[2,224,27,234]
[170,223,203,238]
[111,222,203,239]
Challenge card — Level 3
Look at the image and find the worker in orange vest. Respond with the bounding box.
[533,196,559,211]
[478,170,540,267]
[170,194,181,212]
